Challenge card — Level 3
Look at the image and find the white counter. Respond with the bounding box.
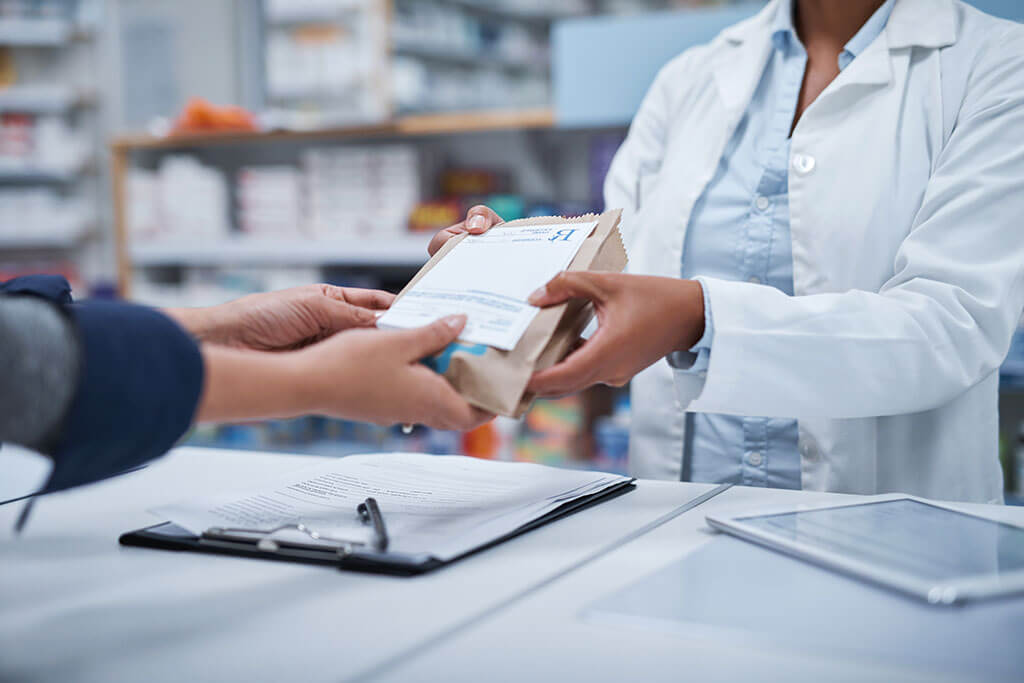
[0,447,713,683]
[2,447,1022,683]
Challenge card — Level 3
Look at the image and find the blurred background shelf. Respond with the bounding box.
[0,235,90,251]
[0,162,90,184]
[130,235,432,267]
[111,108,556,150]
[0,18,73,46]
[264,0,366,26]
[0,85,93,113]
[435,0,580,23]
[1,0,1020,481]
[390,41,548,73]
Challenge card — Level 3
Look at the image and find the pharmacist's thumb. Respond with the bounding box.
[398,314,467,360]
[528,271,606,308]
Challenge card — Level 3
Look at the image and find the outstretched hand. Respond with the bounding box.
[198,314,495,432]
[526,272,706,397]
[167,284,395,351]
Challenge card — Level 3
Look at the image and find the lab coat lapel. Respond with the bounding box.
[712,3,776,116]
[812,0,957,97]
[885,0,957,50]
[630,6,776,282]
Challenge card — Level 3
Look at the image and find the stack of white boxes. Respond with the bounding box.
[127,156,230,241]
[127,145,419,244]
[0,188,90,240]
[236,165,304,237]
[126,168,159,240]
[303,144,419,239]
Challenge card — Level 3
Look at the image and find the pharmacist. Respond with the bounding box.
[435,0,1024,503]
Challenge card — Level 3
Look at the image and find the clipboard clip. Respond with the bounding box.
[201,497,390,558]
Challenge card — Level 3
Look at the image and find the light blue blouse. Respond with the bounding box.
[674,0,895,489]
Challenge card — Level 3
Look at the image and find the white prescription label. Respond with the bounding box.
[378,222,596,350]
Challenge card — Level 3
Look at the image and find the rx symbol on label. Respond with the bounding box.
[549,229,578,242]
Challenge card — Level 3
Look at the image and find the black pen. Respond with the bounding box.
[357,497,389,552]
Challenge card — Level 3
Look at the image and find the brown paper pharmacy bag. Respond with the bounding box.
[392,209,628,417]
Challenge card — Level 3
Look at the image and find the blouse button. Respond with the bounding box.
[792,153,816,175]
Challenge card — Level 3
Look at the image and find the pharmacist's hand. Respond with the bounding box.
[298,314,494,430]
[526,273,706,397]
[167,284,395,352]
[427,205,504,256]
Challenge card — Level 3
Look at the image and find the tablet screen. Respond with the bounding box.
[738,499,1024,583]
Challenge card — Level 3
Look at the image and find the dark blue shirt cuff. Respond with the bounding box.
[0,274,73,304]
[43,301,204,493]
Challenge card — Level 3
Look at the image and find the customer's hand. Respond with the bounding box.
[166,284,394,351]
[198,314,495,431]
[526,273,706,397]
[427,205,503,256]
[295,314,494,430]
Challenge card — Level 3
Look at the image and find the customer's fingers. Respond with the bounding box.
[416,371,495,430]
[333,287,395,310]
[323,299,378,329]
[387,314,467,360]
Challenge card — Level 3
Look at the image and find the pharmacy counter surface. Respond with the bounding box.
[2,447,1022,682]
[369,485,1024,683]
[0,447,713,683]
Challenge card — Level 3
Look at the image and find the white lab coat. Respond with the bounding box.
[606,0,1024,503]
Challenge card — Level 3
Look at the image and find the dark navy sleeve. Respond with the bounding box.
[0,274,73,304]
[42,300,204,493]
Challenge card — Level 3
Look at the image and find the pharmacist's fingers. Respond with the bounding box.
[427,206,503,255]
[464,205,503,234]
[386,314,467,361]
[528,271,610,308]
[527,336,606,397]
[428,226,465,256]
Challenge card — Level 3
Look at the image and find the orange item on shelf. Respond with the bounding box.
[439,168,503,197]
[462,422,499,460]
[407,199,463,233]
[171,97,258,135]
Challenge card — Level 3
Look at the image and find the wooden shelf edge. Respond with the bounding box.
[110,108,556,151]
[395,108,555,135]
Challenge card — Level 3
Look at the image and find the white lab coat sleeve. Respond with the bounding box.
[684,27,1024,419]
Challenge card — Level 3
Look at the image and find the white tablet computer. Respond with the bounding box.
[705,497,1024,605]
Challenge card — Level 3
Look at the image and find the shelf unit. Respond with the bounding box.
[0,2,103,296]
[0,18,74,46]
[111,108,554,151]
[390,40,548,73]
[0,222,91,250]
[0,85,92,113]
[129,234,433,268]
[110,108,558,295]
[264,1,367,26]
[257,0,569,126]
[434,0,581,23]
[0,165,86,184]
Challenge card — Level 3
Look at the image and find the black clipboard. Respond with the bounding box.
[120,479,636,576]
